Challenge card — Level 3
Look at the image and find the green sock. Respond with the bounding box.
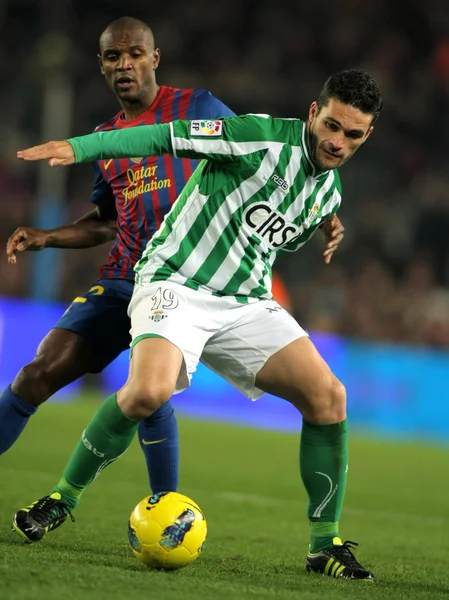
[299,418,348,553]
[51,394,139,511]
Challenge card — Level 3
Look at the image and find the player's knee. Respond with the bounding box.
[118,380,174,420]
[13,359,57,405]
[329,378,347,421]
[303,375,347,425]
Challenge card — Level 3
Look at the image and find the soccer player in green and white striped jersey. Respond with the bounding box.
[15,70,382,580]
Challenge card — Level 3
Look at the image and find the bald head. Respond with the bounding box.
[99,17,155,51]
[97,16,160,114]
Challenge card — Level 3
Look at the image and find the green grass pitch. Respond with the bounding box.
[0,396,448,600]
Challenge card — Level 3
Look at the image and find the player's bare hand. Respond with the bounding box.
[320,214,345,264]
[6,227,50,264]
[17,141,74,167]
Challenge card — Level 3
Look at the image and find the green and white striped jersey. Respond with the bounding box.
[70,114,342,302]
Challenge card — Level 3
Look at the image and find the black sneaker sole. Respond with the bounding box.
[306,564,375,580]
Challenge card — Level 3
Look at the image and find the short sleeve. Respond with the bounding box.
[89,162,115,208]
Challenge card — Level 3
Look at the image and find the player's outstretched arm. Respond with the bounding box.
[6,206,117,263]
[17,141,75,167]
[18,124,172,165]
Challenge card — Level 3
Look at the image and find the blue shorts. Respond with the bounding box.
[55,278,134,372]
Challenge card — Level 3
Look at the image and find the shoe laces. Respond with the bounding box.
[330,540,362,569]
[29,496,75,526]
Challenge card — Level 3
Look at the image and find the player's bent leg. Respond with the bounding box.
[0,328,99,455]
[255,336,346,424]
[57,281,182,497]
[60,337,182,503]
[255,337,373,580]
[12,337,183,544]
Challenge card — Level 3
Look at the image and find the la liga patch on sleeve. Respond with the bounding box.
[190,120,223,136]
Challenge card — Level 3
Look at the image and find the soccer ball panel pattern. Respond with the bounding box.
[128,492,207,570]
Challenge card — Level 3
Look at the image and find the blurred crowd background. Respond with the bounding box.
[2,0,449,348]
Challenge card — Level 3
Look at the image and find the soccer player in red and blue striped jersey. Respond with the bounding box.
[92,83,233,281]
[1,17,234,497]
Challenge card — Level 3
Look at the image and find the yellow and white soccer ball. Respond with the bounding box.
[128,491,207,570]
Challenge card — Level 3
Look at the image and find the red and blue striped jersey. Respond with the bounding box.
[90,85,235,280]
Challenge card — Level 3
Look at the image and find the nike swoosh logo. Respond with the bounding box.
[104,159,113,169]
[141,438,167,445]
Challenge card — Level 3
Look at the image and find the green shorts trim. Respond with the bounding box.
[130,333,166,358]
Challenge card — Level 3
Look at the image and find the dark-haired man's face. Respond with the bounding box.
[307,99,373,170]
[99,28,160,104]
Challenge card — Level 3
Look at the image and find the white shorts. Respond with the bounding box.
[128,281,308,400]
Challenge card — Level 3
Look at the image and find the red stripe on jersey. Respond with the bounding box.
[137,109,157,247]
[99,156,124,280]
[178,89,194,182]
[142,102,163,230]
[160,88,178,215]
[109,156,137,280]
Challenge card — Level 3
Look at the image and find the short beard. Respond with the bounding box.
[306,124,320,168]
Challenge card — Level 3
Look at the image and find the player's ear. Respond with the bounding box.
[309,101,318,122]
[362,125,374,143]
[153,48,161,70]
[97,54,105,75]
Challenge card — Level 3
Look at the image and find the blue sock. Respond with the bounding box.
[138,400,179,494]
[0,385,37,455]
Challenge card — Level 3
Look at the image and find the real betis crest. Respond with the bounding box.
[304,203,320,228]
[150,310,167,322]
